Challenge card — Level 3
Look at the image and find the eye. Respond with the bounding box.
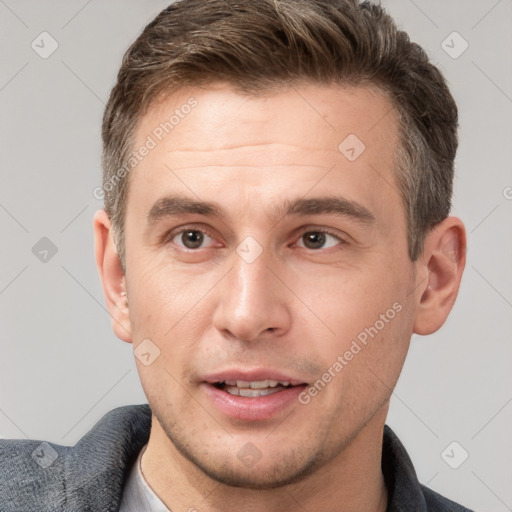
[295,230,344,250]
[171,229,217,250]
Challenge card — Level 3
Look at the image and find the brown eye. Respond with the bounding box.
[181,231,204,249]
[172,229,215,249]
[297,231,342,250]
[303,232,326,249]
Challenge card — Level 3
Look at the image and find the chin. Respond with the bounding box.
[185,451,324,490]
[157,413,325,490]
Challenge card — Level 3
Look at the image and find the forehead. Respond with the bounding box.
[127,82,402,223]
[135,82,398,156]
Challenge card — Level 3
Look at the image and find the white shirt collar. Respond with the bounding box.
[119,444,172,512]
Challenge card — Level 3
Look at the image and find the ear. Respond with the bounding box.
[93,209,133,343]
[413,216,466,335]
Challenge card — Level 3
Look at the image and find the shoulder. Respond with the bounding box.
[422,484,476,512]
[0,404,151,512]
[383,425,477,512]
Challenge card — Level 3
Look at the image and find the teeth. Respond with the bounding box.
[220,379,291,389]
[225,386,284,397]
[247,380,268,389]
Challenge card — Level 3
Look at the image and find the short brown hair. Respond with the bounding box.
[101,0,458,268]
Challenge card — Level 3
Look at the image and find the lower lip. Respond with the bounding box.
[202,383,306,421]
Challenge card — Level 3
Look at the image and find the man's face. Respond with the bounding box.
[122,83,420,487]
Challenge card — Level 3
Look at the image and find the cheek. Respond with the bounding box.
[316,274,415,394]
[127,266,219,385]
[319,307,413,430]
[316,275,399,341]
[127,262,207,332]
[342,299,414,387]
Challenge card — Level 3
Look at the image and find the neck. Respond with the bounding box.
[141,410,388,512]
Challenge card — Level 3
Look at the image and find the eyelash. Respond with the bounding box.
[166,225,346,250]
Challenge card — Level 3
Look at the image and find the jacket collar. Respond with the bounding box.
[62,404,152,511]
[45,405,431,511]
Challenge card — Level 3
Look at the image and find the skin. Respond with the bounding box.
[94,83,466,512]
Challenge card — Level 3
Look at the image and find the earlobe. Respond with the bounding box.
[93,209,133,343]
[413,217,467,335]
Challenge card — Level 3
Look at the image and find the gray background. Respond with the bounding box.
[1,1,511,510]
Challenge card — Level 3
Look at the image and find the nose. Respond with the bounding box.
[212,249,292,342]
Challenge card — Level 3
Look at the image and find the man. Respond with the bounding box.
[0,0,474,510]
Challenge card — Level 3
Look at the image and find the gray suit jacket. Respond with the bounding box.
[0,404,475,511]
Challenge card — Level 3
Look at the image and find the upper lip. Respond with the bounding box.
[203,369,307,386]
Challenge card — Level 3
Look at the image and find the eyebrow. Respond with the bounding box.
[146,195,376,226]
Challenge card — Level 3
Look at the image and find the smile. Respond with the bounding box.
[214,380,292,397]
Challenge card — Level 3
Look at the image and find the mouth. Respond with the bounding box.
[202,372,308,421]
[212,379,294,397]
